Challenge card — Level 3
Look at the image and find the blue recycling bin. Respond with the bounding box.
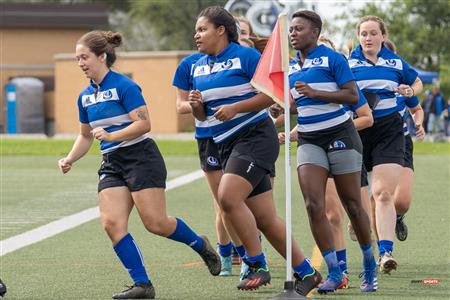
[6,83,17,134]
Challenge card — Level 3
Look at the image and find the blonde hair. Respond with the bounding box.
[383,39,397,53]
[318,35,336,50]
[357,15,388,37]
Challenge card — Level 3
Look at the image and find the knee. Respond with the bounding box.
[102,218,126,241]
[327,210,344,227]
[375,190,393,204]
[218,191,238,214]
[345,200,363,220]
[305,198,325,221]
[143,218,170,236]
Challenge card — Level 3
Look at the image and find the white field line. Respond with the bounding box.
[1,170,204,257]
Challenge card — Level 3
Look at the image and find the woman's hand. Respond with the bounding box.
[91,127,112,142]
[188,90,203,109]
[269,104,284,118]
[395,84,415,97]
[415,123,425,140]
[58,157,72,174]
[295,81,317,98]
[212,104,237,121]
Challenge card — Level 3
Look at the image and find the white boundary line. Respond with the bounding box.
[0,170,204,257]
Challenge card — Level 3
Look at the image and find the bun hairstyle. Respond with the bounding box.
[77,30,123,68]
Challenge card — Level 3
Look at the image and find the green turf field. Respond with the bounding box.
[1,139,449,299]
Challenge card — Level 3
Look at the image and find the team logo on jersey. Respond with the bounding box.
[221,59,234,70]
[386,59,397,66]
[329,140,347,150]
[356,60,364,65]
[103,89,113,100]
[312,57,323,65]
[207,156,219,166]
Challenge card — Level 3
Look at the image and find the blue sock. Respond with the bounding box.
[218,242,233,257]
[167,218,204,252]
[245,252,267,269]
[234,245,246,258]
[293,258,314,279]
[360,244,376,271]
[114,233,150,285]
[322,249,341,281]
[336,249,347,274]
[378,240,393,256]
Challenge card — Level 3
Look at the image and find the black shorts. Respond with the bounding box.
[403,134,414,170]
[360,163,368,187]
[98,139,167,192]
[359,113,404,172]
[197,137,222,172]
[218,117,279,195]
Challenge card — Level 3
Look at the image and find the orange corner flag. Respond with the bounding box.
[251,14,289,107]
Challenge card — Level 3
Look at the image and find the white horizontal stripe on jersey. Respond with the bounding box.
[195,119,209,128]
[202,83,256,102]
[298,113,349,132]
[357,79,398,91]
[375,97,398,110]
[297,103,343,118]
[213,110,267,143]
[302,56,329,69]
[101,134,149,154]
[90,113,132,128]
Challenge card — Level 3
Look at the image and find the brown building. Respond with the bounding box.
[54,51,194,134]
[1,3,194,135]
[0,3,109,133]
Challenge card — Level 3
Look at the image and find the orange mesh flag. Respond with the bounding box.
[251,14,289,107]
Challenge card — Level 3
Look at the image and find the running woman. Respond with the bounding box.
[58,31,221,299]
[172,51,245,276]
[383,39,426,242]
[190,6,321,295]
[349,16,423,274]
[289,10,377,293]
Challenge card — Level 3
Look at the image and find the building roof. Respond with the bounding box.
[0,3,109,29]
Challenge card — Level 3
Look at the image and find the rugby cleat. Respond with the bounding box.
[395,215,408,241]
[337,272,349,289]
[0,279,6,297]
[379,252,397,274]
[198,235,221,276]
[112,282,155,299]
[359,268,378,292]
[219,255,232,276]
[317,273,343,294]
[294,268,322,296]
[237,262,271,291]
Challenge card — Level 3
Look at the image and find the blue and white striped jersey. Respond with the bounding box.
[397,95,419,136]
[192,42,268,143]
[172,52,210,139]
[78,70,149,154]
[289,45,353,133]
[349,45,418,119]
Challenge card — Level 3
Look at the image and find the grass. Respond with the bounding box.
[1,138,449,299]
[1,138,449,156]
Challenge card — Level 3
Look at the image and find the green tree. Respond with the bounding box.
[129,0,227,51]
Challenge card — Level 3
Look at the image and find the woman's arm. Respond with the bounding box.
[58,123,93,173]
[353,103,374,131]
[396,77,423,97]
[294,81,359,105]
[91,105,151,142]
[212,93,274,121]
[176,88,193,114]
[408,104,425,140]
